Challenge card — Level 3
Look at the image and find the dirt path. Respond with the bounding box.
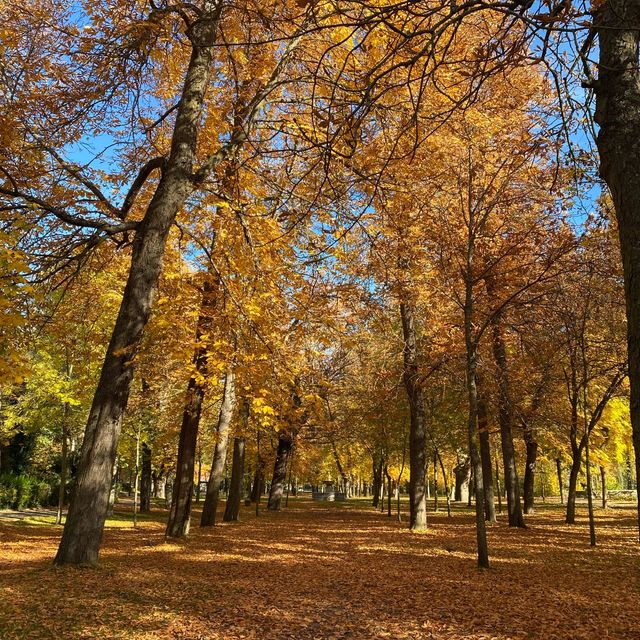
[0,499,638,639]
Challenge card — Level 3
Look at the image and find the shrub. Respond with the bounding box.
[0,474,52,509]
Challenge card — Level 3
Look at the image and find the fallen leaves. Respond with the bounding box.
[0,500,638,639]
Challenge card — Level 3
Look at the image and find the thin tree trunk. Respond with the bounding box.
[268,434,293,511]
[433,450,439,512]
[556,458,564,505]
[600,466,607,509]
[400,299,427,531]
[54,5,223,566]
[477,392,496,522]
[372,454,382,508]
[200,371,236,526]
[436,449,452,518]
[523,432,538,515]
[490,306,525,528]
[56,401,70,525]
[133,426,141,529]
[385,465,392,517]
[285,445,295,508]
[495,447,503,514]
[585,435,596,546]
[566,448,582,524]
[594,0,640,542]
[140,442,152,512]
[223,437,245,522]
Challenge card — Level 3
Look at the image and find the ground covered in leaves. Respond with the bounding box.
[1,498,638,639]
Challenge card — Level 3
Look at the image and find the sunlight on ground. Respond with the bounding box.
[1,499,638,640]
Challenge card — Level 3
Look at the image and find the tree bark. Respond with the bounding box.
[464,231,489,567]
[565,447,582,524]
[166,273,222,537]
[200,370,236,526]
[140,442,152,513]
[54,5,223,566]
[600,466,608,509]
[433,450,439,512]
[268,433,293,511]
[400,300,427,531]
[556,458,564,505]
[56,401,70,525]
[490,309,525,528]
[523,432,538,515]
[593,0,640,541]
[454,457,471,502]
[372,454,383,508]
[223,437,245,522]
[477,392,496,522]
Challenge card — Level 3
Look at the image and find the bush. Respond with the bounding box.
[0,474,52,509]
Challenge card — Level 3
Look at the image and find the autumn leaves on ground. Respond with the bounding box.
[1,499,638,640]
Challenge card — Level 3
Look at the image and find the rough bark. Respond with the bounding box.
[600,466,608,509]
[464,234,489,567]
[490,309,525,528]
[454,457,471,502]
[593,0,640,541]
[400,300,427,531]
[566,449,582,524]
[200,370,236,526]
[152,466,166,499]
[268,434,293,511]
[222,437,245,521]
[54,4,223,565]
[477,392,496,522]
[140,442,152,513]
[166,274,221,537]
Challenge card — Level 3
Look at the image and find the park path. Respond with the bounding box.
[1,499,639,639]
[0,508,60,520]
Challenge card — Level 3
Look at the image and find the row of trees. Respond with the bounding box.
[0,0,639,569]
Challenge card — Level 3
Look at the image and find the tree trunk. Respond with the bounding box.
[385,466,392,517]
[594,0,640,541]
[523,434,538,515]
[400,300,427,531]
[464,239,489,567]
[495,447,503,514]
[477,393,496,522]
[166,274,222,537]
[490,308,525,528]
[435,449,452,518]
[54,7,223,566]
[454,457,471,502]
[223,437,245,522]
[153,468,166,500]
[140,442,152,513]
[372,455,383,508]
[600,466,608,509]
[433,450,439,512]
[165,375,205,538]
[556,458,564,504]
[268,434,293,511]
[585,436,596,546]
[56,402,70,525]
[565,449,582,524]
[200,370,236,526]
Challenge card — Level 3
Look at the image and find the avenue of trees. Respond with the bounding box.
[0,0,639,570]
